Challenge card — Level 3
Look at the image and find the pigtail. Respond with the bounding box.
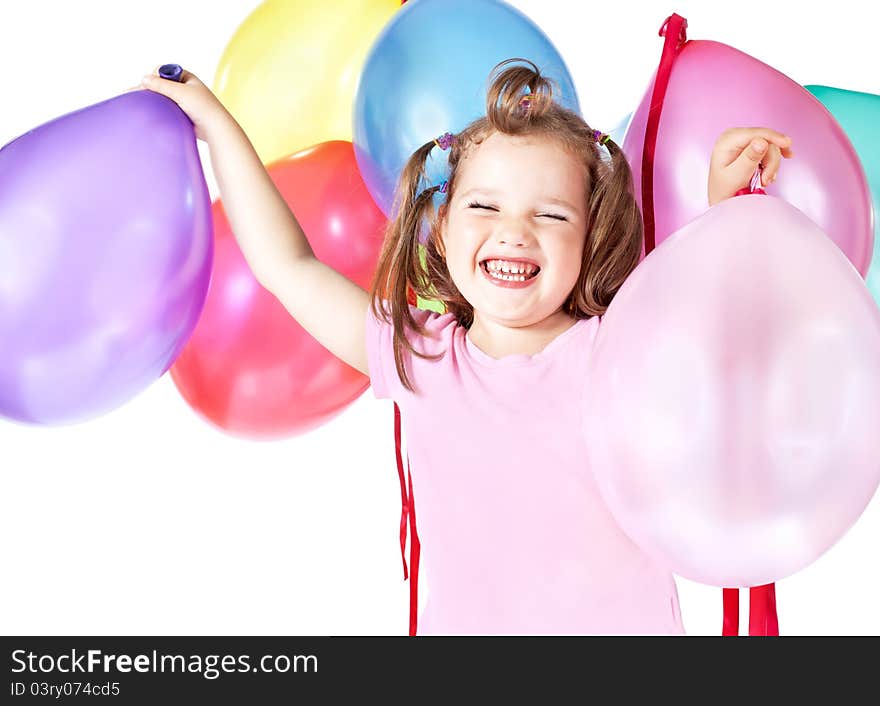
[567,135,643,316]
[369,140,448,395]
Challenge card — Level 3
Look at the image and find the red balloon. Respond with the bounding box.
[170,141,386,439]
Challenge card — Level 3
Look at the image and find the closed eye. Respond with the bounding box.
[468,201,568,221]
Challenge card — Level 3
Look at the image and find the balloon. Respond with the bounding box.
[583,195,880,588]
[608,112,632,150]
[623,40,873,275]
[214,0,401,164]
[806,85,880,304]
[354,0,580,216]
[0,90,212,426]
[170,142,385,439]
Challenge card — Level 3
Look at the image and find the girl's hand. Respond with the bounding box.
[131,66,233,142]
[707,127,794,206]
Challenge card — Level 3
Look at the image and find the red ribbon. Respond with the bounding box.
[641,13,688,257]
[720,174,777,637]
[407,460,421,636]
[722,588,740,636]
[642,13,779,636]
[396,1,418,636]
[394,402,421,636]
[749,584,779,635]
[723,584,779,636]
[394,403,408,580]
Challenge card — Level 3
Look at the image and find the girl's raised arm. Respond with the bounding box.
[140,69,369,376]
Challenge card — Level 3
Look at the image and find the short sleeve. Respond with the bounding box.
[364,299,456,400]
[364,300,393,399]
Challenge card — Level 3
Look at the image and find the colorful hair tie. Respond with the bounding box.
[434,132,455,151]
[593,129,611,145]
[438,180,449,194]
[519,94,534,112]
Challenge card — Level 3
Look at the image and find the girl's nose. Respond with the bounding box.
[497,221,535,247]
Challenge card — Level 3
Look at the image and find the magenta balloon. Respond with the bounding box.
[623,40,873,275]
[0,90,212,425]
[583,195,880,588]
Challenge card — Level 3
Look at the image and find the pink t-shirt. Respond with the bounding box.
[366,302,685,635]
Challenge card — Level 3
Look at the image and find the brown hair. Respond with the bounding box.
[368,58,643,394]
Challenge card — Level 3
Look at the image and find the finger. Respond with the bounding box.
[721,127,793,156]
[744,136,770,168]
[716,127,794,164]
[148,65,206,91]
[761,144,782,185]
[722,136,769,184]
[179,70,206,88]
[148,64,194,83]
[140,72,187,102]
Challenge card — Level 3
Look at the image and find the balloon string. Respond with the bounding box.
[394,402,421,635]
[394,403,409,580]
[734,166,767,197]
[749,584,779,636]
[722,588,740,636]
[398,1,416,634]
[642,13,688,256]
[407,460,421,636]
[718,191,776,637]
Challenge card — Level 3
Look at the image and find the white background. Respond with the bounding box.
[1,0,879,636]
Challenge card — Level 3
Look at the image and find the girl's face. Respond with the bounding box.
[439,132,588,326]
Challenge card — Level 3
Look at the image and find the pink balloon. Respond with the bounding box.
[583,195,880,588]
[623,40,873,275]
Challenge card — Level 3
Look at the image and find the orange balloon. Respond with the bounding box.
[170,141,387,439]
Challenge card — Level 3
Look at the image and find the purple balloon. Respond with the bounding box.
[0,90,212,425]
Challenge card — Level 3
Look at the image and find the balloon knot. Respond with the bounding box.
[659,14,688,46]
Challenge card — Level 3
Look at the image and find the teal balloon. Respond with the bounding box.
[806,85,880,303]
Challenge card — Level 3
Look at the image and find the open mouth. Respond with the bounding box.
[479,260,541,282]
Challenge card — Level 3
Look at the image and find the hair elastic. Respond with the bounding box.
[438,180,449,194]
[593,129,611,145]
[434,132,455,151]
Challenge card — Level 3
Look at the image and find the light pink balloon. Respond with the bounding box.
[583,195,880,588]
[623,40,873,275]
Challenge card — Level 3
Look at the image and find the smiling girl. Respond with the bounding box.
[141,57,791,635]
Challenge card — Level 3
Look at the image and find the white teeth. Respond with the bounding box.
[486,269,528,282]
[484,259,537,276]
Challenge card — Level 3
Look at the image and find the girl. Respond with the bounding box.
[140,58,792,635]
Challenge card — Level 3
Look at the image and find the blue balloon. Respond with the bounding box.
[609,112,632,148]
[354,0,580,216]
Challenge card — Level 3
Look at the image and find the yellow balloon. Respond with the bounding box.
[214,0,401,163]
